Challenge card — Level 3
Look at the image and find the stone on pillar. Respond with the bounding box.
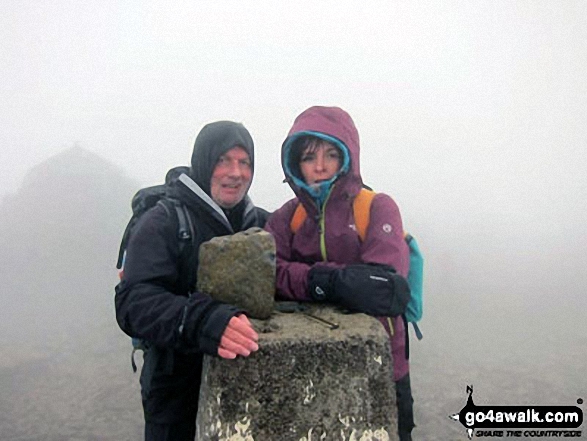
[197,227,276,319]
[196,306,398,440]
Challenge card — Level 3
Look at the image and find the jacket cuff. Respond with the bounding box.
[180,299,243,355]
[197,302,242,355]
[308,266,336,301]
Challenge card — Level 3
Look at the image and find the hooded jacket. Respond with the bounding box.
[265,106,410,380]
[115,121,268,423]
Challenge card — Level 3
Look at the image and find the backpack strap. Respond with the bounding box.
[290,202,307,234]
[290,188,376,241]
[352,188,375,241]
[174,203,192,242]
[172,202,196,296]
[117,218,136,269]
[154,198,196,294]
[157,199,193,245]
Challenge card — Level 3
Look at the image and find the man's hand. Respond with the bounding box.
[218,314,259,359]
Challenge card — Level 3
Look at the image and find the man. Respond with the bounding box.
[115,121,269,440]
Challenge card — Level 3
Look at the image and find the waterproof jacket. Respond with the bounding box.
[265,106,410,381]
[115,174,268,423]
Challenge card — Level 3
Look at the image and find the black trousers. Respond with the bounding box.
[145,421,195,441]
[141,348,202,441]
[396,373,416,441]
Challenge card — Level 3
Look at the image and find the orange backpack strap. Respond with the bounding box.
[352,188,376,241]
[290,202,308,233]
[290,189,377,240]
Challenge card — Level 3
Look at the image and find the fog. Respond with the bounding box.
[1,1,586,439]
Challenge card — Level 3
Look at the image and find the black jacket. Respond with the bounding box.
[115,173,268,424]
[115,173,269,354]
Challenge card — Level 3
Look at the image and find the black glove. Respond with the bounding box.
[308,264,410,317]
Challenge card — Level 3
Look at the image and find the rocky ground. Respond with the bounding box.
[1,311,584,441]
[0,321,143,441]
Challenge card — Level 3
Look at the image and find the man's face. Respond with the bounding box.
[210,146,252,208]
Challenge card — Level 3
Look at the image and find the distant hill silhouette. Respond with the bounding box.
[0,146,140,344]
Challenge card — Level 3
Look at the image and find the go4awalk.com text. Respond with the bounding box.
[450,386,583,439]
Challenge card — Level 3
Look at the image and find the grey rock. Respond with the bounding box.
[197,227,276,319]
[196,306,398,440]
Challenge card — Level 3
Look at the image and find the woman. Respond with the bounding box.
[265,106,415,440]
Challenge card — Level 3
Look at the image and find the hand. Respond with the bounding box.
[334,264,410,316]
[309,263,410,317]
[218,314,259,359]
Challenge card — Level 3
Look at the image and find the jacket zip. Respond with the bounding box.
[178,302,189,337]
[318,187,334,261]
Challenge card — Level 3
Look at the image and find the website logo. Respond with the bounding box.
[450,385,583,439]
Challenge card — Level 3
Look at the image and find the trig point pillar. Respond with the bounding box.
[196,306,398,440]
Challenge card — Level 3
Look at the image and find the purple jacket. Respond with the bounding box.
[265,106,410,381]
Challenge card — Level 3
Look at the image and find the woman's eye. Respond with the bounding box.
[301,154,315,162]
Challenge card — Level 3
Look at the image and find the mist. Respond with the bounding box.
[1,1,586,439]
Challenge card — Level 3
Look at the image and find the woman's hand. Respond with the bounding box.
[309,263,410,317]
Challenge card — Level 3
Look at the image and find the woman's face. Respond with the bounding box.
[299,140,342,186]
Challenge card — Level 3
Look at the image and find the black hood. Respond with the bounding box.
[190,120,254,196]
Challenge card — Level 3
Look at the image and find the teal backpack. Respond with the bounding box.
[290,187,424,339]
[404,234,424,340]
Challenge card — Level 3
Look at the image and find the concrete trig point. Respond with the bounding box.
[196,306,398,441]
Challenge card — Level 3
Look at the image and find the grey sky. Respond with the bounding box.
[2,0,587,295]
[2,1,585,210]
[1,3,586,430]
